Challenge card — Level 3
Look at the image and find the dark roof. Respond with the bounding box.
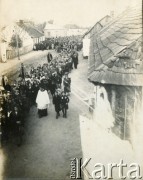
[88,5,143,86]
[35,22,46,33]
[83,15,111,38]
[17,22,44,38]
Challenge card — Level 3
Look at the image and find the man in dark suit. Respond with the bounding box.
[53,91,61,119]
[4,81,12,92]
[47,52,53,63]
[72,51,78,69]
[61,91,69,118]
[0,74,8,88]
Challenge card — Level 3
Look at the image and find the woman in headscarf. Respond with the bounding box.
[36,84,50,118]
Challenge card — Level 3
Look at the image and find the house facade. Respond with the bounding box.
[44,23,67,38]
[88,5,143,147]
[1,23,34,59]
[0,42,7,63]
[44,23,88,38]
[17,21,45,45]
[0,21,45,59]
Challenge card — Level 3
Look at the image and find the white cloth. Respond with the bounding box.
[93,86,114,131]
[36,90,50,109]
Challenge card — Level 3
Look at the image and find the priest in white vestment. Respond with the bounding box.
[36,85,50,118]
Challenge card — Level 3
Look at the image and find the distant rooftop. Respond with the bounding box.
[17,21,44,38]
[83,15,112,38]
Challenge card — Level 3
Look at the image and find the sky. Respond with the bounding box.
[0,0,140,27]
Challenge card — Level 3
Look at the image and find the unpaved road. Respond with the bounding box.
[0,50,90,180]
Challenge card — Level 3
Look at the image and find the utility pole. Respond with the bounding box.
[16,32,20,60]
[21,63,25,80]
[14,25,20,60]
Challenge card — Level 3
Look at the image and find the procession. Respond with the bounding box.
[0,36,81,146]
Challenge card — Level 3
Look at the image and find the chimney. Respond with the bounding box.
[19,20,24,24]
[48,20,54,24]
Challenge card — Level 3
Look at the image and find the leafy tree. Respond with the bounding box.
[9,34,23,48]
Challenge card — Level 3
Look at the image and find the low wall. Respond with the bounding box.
[6,44,33,59]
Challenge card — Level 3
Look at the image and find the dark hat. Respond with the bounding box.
[39,83,45,89]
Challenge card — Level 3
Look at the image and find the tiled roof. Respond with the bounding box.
[88,5,143,86]
[83,15,111,38]
[18,22,44,38]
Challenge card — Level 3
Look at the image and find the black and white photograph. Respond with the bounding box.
[0,0,142,179]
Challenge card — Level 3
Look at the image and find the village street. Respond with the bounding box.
[0,0,142,179]
[0,50,138,180]
[0,50,94,180]
[1,50,50,79]
[0,49,140,180]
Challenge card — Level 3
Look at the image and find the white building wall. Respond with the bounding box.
[1,23,33,49]
[82,38,90,57]
[66,29,88,36]
[0,42,7,62]
[44,28,87,38]
[44,29,67,38]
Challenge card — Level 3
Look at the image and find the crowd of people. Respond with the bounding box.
[32,36,81,118]
[33,36,83,52]
[0,36,82,144]
[0,74,31,144]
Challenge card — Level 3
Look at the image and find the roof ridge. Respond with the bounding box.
[90,10,130,38]
[90,4,142,39]
[17,23,44,38]
[32,25,44,35]
[82,15,111,38]
[24,23,44,35]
